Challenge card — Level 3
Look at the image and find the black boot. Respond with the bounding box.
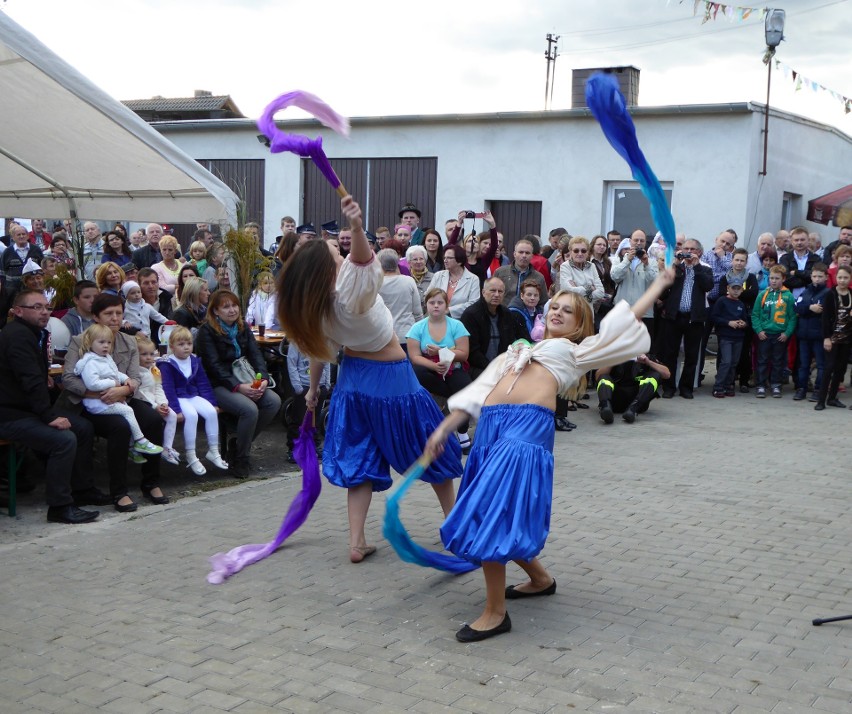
[622,401,638,423]
[599,400,614,424]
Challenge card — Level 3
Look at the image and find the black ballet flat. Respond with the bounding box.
[141,487,170,505]
[455,613,511,643]
[113,496,138,513]
[505,579,557,599]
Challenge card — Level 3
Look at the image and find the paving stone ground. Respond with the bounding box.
[2,368,852,713]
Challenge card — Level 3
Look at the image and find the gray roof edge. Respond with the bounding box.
[150,102,850,142]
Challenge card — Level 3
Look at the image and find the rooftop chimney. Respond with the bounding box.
[572,66,640,108]
[194,89,213,97]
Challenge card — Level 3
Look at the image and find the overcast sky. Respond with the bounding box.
[4,0,851,132]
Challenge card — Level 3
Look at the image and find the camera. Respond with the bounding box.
[676,252,689,260]
[634,248,645,258]
[464,211,476,219]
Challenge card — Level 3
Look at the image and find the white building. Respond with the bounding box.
[153,101,852,252]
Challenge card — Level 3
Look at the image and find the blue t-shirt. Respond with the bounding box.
[406,317,470,353]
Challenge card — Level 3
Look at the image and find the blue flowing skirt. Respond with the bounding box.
[322,356,463,492]
[440,404,555,564]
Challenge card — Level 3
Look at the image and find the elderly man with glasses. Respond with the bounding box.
[0,290,109,523]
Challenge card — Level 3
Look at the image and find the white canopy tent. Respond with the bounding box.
[0,11,238,225]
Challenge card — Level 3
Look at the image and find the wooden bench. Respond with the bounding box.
[0,439,18,517]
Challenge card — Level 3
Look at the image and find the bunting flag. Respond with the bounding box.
[686,0,764,24]
[775,59,852,115]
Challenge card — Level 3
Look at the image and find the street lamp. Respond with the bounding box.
[760,9,785,175]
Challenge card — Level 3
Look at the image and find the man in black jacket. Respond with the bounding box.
[779,226,820,294]
[460,277,530,379]
[131,223,164,269]
[658,239,714,399]
[0,290,108,523]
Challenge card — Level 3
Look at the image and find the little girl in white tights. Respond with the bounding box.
[157,327,228,475]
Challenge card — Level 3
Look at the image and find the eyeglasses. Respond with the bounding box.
[571,249,588,254]
[19,304,49,312]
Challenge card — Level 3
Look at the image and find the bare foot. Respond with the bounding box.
[349,545,376,563]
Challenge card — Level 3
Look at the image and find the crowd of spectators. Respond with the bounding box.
[1,213,850,524]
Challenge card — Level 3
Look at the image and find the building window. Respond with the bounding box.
[605,182,673,238]
[781,192,802,230]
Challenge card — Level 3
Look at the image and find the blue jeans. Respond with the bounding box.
[714,338,744,391]
[796,337,824,391]
[756,335,787,388]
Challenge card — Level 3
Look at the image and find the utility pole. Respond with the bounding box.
[544,34,559,110]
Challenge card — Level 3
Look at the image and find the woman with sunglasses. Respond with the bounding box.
[557,236,605,310]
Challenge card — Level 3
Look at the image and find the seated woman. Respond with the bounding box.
[425,269,674,642]
[152,236,183,295]
[195,289,281,478]
[102,230,134,268]
[172,276,209,335]
[95,261,127,297]
[377,249,423,350]
[172,263,201,311]
[430,245,480,319]
[406,245,433,310]
[406,287,472,450]
[59,292,167,511]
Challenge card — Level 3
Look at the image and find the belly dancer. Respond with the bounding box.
[277,195,463,563]
[426,268,674,641]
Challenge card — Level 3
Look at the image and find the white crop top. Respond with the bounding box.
[447,301,650,419]
[323,256,396,358]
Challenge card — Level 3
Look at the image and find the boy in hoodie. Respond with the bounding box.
[793,263,829,401]
[751,265,797,398]
[60,280,98,337]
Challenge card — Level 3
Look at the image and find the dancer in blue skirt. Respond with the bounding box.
[277,195,462,564]
[425,268,674,641]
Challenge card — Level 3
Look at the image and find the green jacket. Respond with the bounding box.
[751,287,797,337]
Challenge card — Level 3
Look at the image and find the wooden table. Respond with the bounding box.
[252,329,287,349]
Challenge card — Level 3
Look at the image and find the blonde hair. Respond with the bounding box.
[135,333,156,353]
[79,323,114,357]
[95,261,126,291]
[189,240,207,258]
[158,235,179,252]
[168,326,194,349]
[543,290,595,398]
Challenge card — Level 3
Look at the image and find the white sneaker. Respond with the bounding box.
[457,432,471,452]
[187,457,207,476]
[161,448,180,465]
[206,450,229,470]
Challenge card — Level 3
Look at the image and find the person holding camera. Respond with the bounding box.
[610,230,658,336]
[658,239,714,399]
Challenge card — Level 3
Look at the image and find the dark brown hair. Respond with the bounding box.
[276,240,337,360]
